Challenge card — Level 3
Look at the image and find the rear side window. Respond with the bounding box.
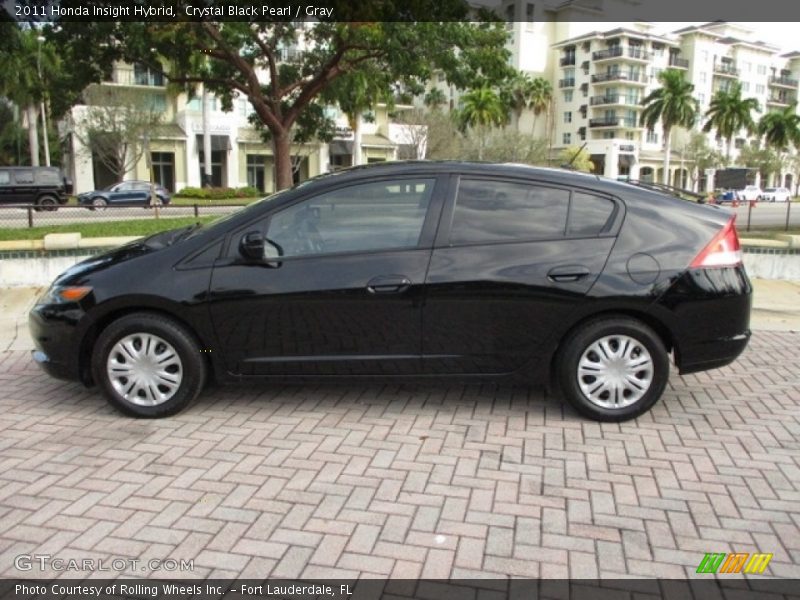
[14,170,34,184]
[451,179,569,244]
[568,191,616,236]
[0,171,9,185]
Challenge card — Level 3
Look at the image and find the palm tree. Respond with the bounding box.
[457,86,507,160]
[527,77,553,137]
[703,83,760,161]
[758,103,800,152]
[641,69,699,185]
[757,103,800,186]
[501,73,534,129]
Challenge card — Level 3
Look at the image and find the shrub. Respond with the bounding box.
[176,186,262,199]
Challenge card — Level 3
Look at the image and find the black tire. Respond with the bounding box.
[92,197,108,210]
[555,317,669,422]
[37,195,59,212]
[91,313,206,418]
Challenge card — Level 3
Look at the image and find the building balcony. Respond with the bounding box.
[713,63,739,77]
[560,55,576,67]
[668,57,690,69]
[591,72,647,85]
[590,95,642,107]
[767,95,795,106]
[769,75,799,88]
[592,47,652,62]
[559,78,576,88]
[588,117,639,128]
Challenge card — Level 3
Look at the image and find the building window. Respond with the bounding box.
[756,84,765,94]
[698,93,705,105]
[563,133,572,144]
[625,132,635,140]
[150,152,175,192]
[742,61,752,72]
[505,4,514,22]
[603,131,616,139]
[646,129,658,144]
[742,81,750,92]
[564,111,572,123]
[757,64,767,75]
[198,150,226,188]
[564,90,573,102]
[700,72,707,83]
[133,63,165,86]
[246,155,267,193]
[735,138,746,149]
[525,3,534,23]
[701,50,709,62]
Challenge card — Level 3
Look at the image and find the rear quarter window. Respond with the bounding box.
[35,170,61,185]
[0,171,10,185]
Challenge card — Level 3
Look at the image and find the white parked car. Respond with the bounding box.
[762,187,792,202]
[736,185,763,202]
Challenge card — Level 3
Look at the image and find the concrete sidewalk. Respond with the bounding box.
[2,279,799,353]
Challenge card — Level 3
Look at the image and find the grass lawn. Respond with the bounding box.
[0,216,218,241]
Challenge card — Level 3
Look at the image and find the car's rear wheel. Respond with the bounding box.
[37,195,59,212]
[92,313,206,418]
[556,317,669,422]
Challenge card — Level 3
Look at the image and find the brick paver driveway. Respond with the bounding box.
[0,331,798,580]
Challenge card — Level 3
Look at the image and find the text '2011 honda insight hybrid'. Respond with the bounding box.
[30,162,751,421]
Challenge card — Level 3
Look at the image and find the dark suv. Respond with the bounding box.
[29,162,752,421]
[0,166,72,210]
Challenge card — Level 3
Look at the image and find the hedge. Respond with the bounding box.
[176,186,261,199]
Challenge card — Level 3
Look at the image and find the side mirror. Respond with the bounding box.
[239,231,264,260]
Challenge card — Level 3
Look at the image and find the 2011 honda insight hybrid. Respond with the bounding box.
[29,162,751,421]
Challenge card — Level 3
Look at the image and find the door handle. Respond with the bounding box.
[548,266,591,283]
[366,275,412,295]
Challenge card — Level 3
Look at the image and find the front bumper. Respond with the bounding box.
[28,304,85,382]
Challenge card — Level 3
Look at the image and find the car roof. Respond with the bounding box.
[300,160,639,196]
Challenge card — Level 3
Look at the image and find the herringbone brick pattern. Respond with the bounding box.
[0,331,798,579]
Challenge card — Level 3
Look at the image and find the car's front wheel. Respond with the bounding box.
[92,313,206,417]
[556,317,669,421]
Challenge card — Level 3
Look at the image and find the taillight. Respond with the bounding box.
[689,217,742,268]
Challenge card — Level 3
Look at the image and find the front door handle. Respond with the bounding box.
[548,266,591,283]
[366,275,412,295]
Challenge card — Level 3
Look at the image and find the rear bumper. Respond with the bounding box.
[652,265,752,375]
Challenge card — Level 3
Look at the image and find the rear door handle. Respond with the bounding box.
[366,275,412,295]
[548,266,591,283]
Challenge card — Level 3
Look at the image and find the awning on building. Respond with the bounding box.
[195,134,231,152]
[151,124,186,140]
[329,140,354,156]
[361,134,396,149]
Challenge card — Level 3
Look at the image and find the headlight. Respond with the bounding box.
[38,285,93,305]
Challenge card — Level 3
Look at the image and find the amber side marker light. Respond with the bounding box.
[57,287,93,302]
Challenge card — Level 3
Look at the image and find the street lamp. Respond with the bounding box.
[36,35,51,167]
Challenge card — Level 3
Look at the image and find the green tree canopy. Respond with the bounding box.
[758,103,800,153]
[54,9,513,189]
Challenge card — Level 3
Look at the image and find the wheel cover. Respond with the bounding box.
[106,333,183,406]
[577,334,654,409]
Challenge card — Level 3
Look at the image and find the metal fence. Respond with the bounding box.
[725,200,800,233]
[0,203,246,230]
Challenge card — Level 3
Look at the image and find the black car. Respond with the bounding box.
[77,180,171,209]
[29,162,752,421]
[0,166,72,210]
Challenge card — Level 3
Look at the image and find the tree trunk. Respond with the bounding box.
[273,133,294,190]
[726,137,733,164]
[202,85,212,187]
[27,105,40,167]
[662,128,671,185]
[352,115,363,166]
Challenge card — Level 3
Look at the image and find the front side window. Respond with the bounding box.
[450,179,570,244]
[265,178,435,258]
